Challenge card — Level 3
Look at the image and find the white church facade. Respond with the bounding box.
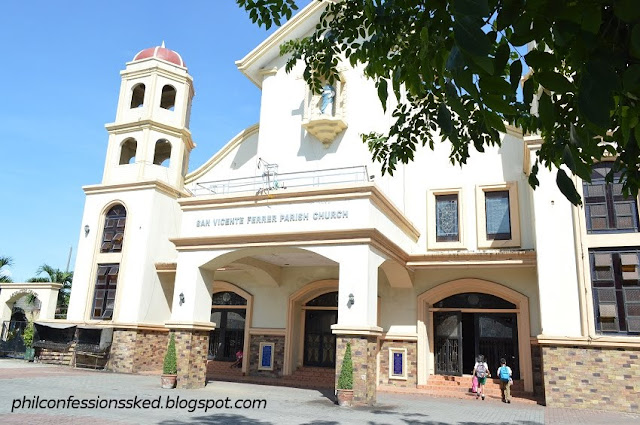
[15,2,638,412]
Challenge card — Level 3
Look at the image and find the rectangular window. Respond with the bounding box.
[590,249,640,335]
[436,194,459,242]
[428,188,465,249]
[485,190,511,240]
[583,164,639,233]
[91,263,119,320]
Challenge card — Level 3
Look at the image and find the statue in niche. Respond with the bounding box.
[320,83,336,115]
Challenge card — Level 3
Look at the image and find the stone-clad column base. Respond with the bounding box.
[335,335,378,406]
[174,330,210,389]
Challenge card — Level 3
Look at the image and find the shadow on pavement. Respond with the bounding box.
[160,414,273,425]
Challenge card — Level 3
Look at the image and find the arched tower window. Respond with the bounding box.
[160,85,176,110]
[119,138,137,165]
[153,139,172,166]
[100,204,127,253]
[130,83,145,108]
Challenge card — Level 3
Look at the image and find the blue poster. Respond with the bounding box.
[393,352,403,376]
[261,345,273,368]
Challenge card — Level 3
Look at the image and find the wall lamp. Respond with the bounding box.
[84,224,90,236]
[347,293,355,308]
[179,292,185,306]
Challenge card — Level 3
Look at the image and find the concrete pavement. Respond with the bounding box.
[0,359,637,425]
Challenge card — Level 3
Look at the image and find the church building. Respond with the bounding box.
[51,2,640,412]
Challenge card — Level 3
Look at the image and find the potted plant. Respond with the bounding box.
[22,321,35,362]
[161,333,178,389]
[336,341,354,406]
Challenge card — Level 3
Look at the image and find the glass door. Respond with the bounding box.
[434,311,463,376]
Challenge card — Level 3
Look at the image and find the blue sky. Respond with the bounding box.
[0,1,309,281]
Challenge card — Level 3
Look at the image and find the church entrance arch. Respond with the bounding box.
[284,279,338,375]
[417,279,533,392]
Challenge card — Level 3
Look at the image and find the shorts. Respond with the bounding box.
[477,376,487,385]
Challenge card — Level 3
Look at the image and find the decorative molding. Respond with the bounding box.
[235,1,327,87]
[407,250,536,268]
[331,324,383,336]
[533,334,640,349]
[164,321,216,331]
[380,332,418,341]
[83,180,189,199]
[0,283,62,291]
[155,263,177,273]
[249,328,286,336]
[105,119,195,150]
[185,124,259,184]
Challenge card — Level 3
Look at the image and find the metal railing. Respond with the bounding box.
[191,165,370,197]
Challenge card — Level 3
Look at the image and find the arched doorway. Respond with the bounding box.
[209,291,247,362]
[417,279,533,392]
[433,293,520,378]
[303,291,338,367]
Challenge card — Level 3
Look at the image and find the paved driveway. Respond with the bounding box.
[0,359,637,425]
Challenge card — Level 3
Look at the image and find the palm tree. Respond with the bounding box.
[0,256,13,283]
[29,264,73,316]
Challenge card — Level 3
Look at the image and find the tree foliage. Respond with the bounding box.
[28,264,73,310]
[238,0,640,205]
[0,256,13,283]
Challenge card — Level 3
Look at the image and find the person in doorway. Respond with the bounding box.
[472,354,490,400]
[230,349,243,368]
[497,357,513,403]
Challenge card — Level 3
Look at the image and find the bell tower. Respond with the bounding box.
[103,42,195,190]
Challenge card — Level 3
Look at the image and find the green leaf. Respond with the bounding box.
[578,61,616,130]
[623,65,640,93]
[632,24,640,58]
[538,92,554,131]
[377,79,388,112]
[479,76,512,94]
[580,6,601,34]
[510,60,523,90]
[482,109,507,133]
[437,103,453,135]
[615,0,640,23]
[524,50,556,71]
[562,145,576,173]
[454,16,491,58]
[535,71,575,93]
[446,46,465,72]
[556,169,582,206]
[453,0,490,17]
[494,42,510,73]
[523,77,535,107]
[496,0,520,31]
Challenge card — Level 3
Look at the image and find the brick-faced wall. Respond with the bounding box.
[378,340,417,388]
[108,330,137,373]
[133,330,167,372]
[107,329,168,374]
[249,335,285,378]
[174,330,209,389]
[542,345,640,413]
[336,336,378,405]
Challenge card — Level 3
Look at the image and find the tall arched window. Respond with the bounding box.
[160,85,176,110]
[153,139,171,166]
[209,291,247,361]
[130,83,145,108]
[100,204,127,253]
[119,138,137,165]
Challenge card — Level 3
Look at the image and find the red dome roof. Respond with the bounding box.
[133,43,185,67]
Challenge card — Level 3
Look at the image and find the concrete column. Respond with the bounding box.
[331,244,385,405]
